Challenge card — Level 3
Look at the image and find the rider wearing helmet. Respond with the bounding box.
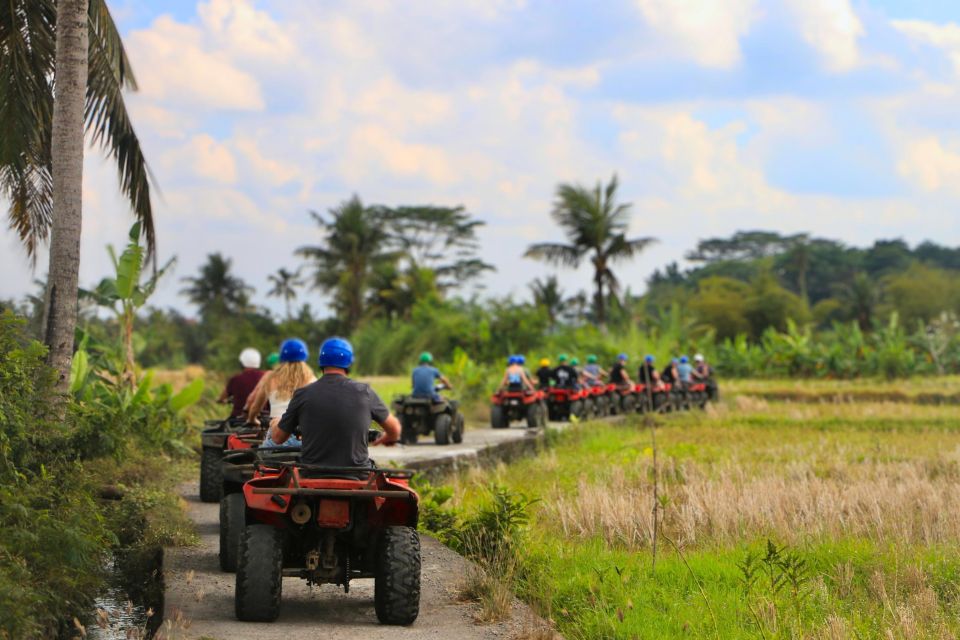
[638,354,660,388]
[498,355,536,392]
[609,353,634,388]
[271,338,401,466]
[218,348,265,419]
[581,354,608,387]
[265,352,281,369]
[412,352,453,402]
[677,355,694,386]
[694,353,718,400]
[535,358,553,390]
[661,358,679,385]
[552,354,579,389]
[249,339,317,447]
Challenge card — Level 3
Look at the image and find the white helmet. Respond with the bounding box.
[694,353,704,362]
[239,348,262,368]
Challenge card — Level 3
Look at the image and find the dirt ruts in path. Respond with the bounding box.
[163,480,547,640]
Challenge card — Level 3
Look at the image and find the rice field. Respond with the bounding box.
[449,392,960,639]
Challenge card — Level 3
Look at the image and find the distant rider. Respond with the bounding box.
[582,354,607,387]
[637,355,661,389]
[661,358,679,386]
[609,353,634,389]
[218,348,265,419]
[270,338,401,465]
[412,352,453,402]
[552,354,579,389]
[535,358,553,390]
[248,339,317,448]
[677,355,695,388]
[498,355,536,392]
[694,353,718,400]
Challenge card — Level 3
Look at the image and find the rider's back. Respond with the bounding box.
[411,365,440,398]
[282,375,389,468]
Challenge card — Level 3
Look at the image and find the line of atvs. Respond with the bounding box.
[490,380,720,428]
[199,419,421,626]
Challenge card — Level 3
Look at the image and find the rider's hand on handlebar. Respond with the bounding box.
[372,434,397,447]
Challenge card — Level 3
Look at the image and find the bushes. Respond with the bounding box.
[0,311,199,637]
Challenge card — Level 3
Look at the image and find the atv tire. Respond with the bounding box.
[375,526,421,625]
[452,414,465,443]
[235,524,283,622]
[526,403,541,428]
[622,395,637,413]
[490,404,508,429]
[219,492,245,572]
[570,400,584,420]
[434,414,452,445]
[200,447,222,503]
[401,416,418,445]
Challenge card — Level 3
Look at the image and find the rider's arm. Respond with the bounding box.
[245,373,271,423]
[373,414,401,446]
[497,371,509,391]
[438,374,453,389]
[522,371,536,390]
[218,378,231,403]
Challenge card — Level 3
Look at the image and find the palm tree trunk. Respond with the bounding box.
[44,0,89,392]
[594,270,606,329]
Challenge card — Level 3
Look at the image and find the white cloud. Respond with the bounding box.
[160,134,238,184]
[125,15,264,110]
[892,19,960,74]
[635,0,757,69]
[897,136,960,195]
[784,0,864,73]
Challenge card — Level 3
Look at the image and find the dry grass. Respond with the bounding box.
[550,456,960,548]
[458,562,515,623]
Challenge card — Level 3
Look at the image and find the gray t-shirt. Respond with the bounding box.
[277,374,390,468]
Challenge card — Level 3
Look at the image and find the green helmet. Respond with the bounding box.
[419,351,433,364]
[558,353,568,363]
[571,357,580,366]
[586,354,598,364]
[266,352,280,367]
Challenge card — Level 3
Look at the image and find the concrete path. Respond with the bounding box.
[162,422,558,639]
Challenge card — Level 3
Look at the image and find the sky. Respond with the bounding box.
[3,0,960,317]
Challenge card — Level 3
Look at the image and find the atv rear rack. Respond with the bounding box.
[251,487,415,499]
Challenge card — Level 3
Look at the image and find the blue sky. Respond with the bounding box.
[3,0,960,315]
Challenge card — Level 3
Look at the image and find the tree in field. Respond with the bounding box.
[2,0,155,388]
[180,253,253,321]
[783,234,811,305]
[383,205,494,290]
[528,275,565,330]
[267,267,304,321]
[297,196,393,333]
[525,175,656,328]
[837,272,879,331]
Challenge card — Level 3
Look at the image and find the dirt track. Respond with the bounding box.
[163,425,555,639]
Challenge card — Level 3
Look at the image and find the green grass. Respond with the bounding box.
[446,396,960,639]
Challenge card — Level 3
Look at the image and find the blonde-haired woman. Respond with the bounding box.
[246,338,316,447]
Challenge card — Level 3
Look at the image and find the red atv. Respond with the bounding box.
[490,389,547,428]
[234,461,421,626]
[219,445,300,572]
[606,383,637,415]
[546,386,587,421]
[199,414,268,503]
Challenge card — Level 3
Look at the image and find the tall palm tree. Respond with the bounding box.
[2,0,155,387]
[267,267,304,320]
[297,196,393,333]
[528,275,565,330]
[525,175,656,328]
[43,0,88,389]
[180,253,253,321]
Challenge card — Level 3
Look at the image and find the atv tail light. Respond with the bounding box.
[291,501,312,525]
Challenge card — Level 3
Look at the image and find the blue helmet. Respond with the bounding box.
[618,353,628,361]
[507,355,518,365]
[319,337,354,369]
[279,338,308,363]
[680,355,689,364]
[517,355,526,365]
[645,354,654,363]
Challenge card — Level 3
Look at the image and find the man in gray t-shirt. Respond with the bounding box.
[271,337,400,468]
